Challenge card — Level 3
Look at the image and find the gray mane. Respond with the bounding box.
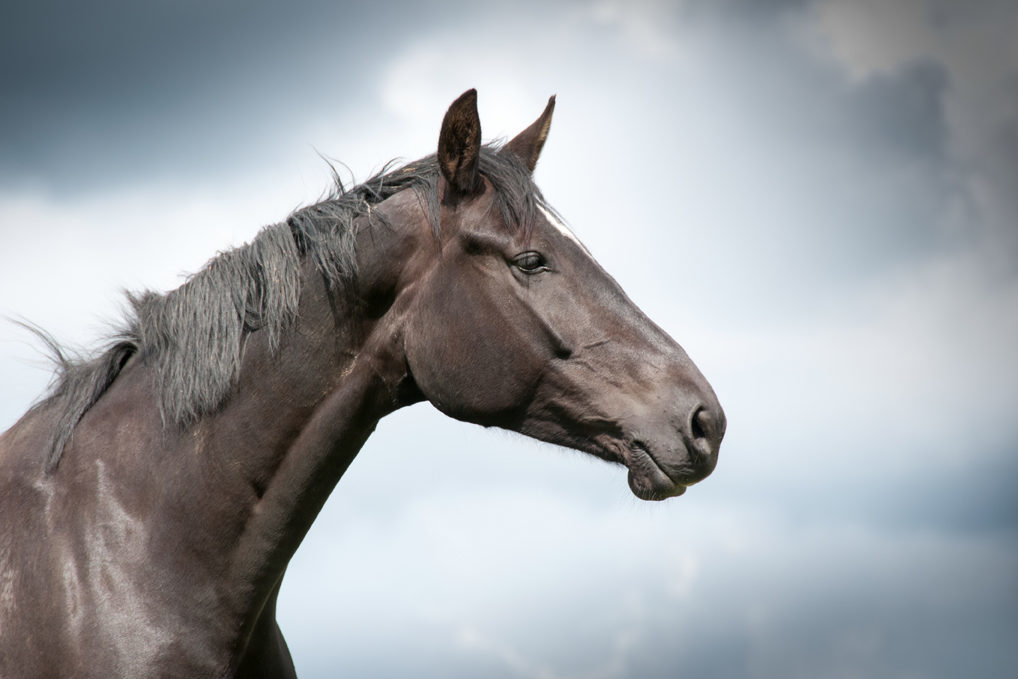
[31,146,544,470]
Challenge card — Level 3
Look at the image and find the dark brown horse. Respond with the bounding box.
[0,90,724,678]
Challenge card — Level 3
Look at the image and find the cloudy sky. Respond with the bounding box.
[2,0,1016,677]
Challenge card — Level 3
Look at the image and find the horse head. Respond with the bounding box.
[403,90,725,500]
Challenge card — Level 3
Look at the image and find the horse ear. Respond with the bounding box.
[501,95,556,173]
[438,89,483,199]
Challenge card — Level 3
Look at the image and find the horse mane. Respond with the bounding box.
[29,146,545,470]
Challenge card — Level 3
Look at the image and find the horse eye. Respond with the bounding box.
[512,251,547,274]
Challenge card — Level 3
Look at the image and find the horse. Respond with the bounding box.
[0,90,725,678]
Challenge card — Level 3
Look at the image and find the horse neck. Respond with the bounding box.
[192,197,428,633]
[215,266,406,592]
[215,192,430,509]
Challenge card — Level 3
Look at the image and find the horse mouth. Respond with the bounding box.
[623,441,688,501]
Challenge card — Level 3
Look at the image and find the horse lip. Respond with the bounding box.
[623,440,688,501]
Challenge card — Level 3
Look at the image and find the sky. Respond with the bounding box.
[2,0,1017,677]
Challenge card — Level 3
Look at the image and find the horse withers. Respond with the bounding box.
[0,90,724,678]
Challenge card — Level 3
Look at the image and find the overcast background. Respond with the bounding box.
[2,1,1017,677]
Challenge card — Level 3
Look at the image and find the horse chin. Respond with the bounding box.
[624,442,688,501]
[626,468,687,501]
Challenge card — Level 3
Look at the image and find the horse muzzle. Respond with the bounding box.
[622,400,726,501]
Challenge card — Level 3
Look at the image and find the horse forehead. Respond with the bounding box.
[537,204,589,254]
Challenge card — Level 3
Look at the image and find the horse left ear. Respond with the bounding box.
[438,89,483,199]
[501,95,556,173]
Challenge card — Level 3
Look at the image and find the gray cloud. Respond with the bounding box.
[0,0,500,192]
[804,0,1018,259]
[2,1,343,190]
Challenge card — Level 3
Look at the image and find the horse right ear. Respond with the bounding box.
[501,95,555,173]
[438,89,483,201]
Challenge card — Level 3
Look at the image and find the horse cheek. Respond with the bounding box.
[404,286,535,423]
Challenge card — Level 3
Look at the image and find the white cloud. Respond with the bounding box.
[457,625,567,679]
[380,47,537,139]
[688,244,1018,516]
[586,0,685,60]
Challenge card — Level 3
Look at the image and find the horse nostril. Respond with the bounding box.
[691,407,709,441]
[689,405,724,460]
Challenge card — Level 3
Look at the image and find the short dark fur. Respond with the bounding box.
[30,146,544,470]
